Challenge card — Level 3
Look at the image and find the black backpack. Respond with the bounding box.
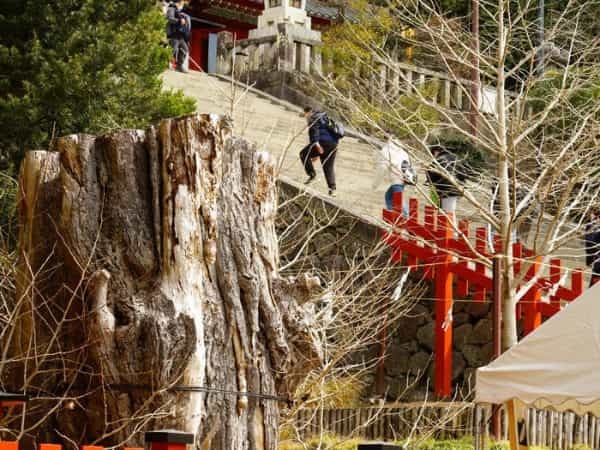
[166,3,179,38]
[320,113,345,140]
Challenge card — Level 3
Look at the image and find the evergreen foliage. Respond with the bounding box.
[0,0,196,171]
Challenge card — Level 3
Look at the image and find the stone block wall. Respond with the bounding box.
[276,179,498,401]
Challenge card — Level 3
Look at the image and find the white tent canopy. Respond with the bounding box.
[476,282,600,416]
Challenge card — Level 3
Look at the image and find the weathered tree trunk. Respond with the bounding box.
[10,115,321,449]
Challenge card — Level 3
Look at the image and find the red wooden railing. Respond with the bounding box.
[0,396,189,450]
[382,192,585,397]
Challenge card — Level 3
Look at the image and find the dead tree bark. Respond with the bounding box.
[10,115,322,450]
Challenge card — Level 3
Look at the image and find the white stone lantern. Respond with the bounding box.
[257,0,311,30]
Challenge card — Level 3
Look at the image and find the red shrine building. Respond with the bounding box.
[183,0,342,71]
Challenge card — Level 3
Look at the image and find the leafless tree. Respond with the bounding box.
[317,0,600,349]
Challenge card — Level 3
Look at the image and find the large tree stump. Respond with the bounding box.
[9,115,321,449]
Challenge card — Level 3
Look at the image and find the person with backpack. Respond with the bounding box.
[372,137,417,216]
[300,106,344,197]
[426,144,466,223]
[179,10,192,71]
[165,0,189,72]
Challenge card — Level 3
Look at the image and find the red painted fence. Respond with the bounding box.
[382,192,584,397]
[0,397,191,450]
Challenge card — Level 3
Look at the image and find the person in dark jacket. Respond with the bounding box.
[426,145,465,222]
[584,209,600,287]
[299,106,340,197]
[165,0,189,72]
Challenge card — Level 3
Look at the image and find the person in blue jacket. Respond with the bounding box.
[299,106,340,197]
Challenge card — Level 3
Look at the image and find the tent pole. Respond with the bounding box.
[506,400,519,450]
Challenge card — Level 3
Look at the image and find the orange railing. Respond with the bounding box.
[382,192,584,397]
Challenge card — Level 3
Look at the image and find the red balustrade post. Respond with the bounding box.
[392,191,404,215]
[572,269,584,296]
[423,206,437,279]
[434,214,454,398]
[81,446,103,450]
[407,198,419,268]
[0,442,18,450]
[456,220,470,297]
[513,242,523,319]
[545,259,563,316]
[523,254,542,335]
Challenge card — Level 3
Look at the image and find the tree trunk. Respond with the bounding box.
[9,115,321,450]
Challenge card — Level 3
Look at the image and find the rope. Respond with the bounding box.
[108,383,292,405]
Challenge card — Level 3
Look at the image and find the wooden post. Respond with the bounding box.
[144,431,195,450]
[434,214,453,398]
[506,400,520,450]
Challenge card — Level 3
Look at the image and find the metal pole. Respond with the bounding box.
[536,0,545,76]
[470,0,480,137]
[492,256,503,440]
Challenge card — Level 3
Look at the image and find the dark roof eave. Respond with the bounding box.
[190,16,227,28]
[306,0,342,20]
[0,392,29,402]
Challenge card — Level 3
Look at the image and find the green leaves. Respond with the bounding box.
[0,0,195,170]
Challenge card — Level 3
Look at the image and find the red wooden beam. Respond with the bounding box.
[434,214,454,398]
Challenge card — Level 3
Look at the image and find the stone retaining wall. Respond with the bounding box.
[276,179,497,401]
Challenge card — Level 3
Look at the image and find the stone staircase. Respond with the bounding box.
[162,69,587,271]
[163,70,395,222]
